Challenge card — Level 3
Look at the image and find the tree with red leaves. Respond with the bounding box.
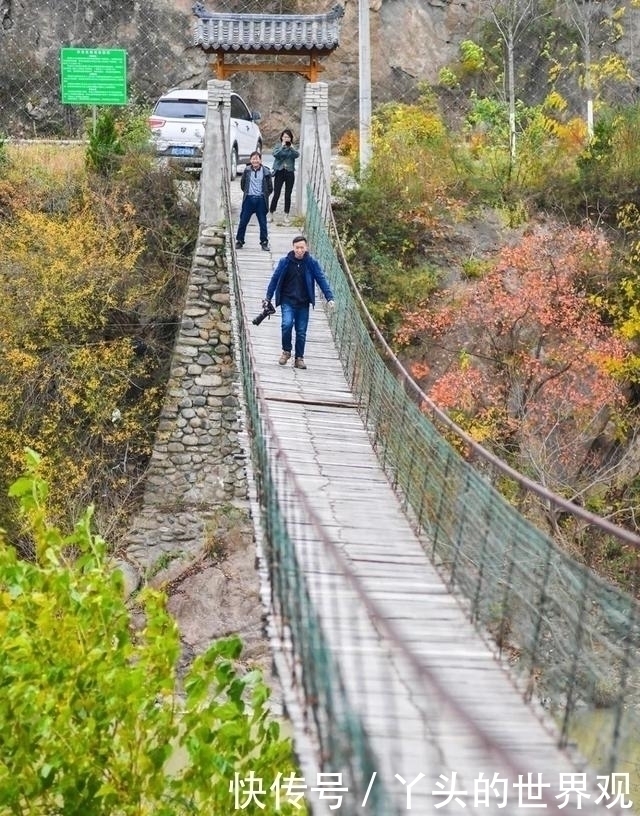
[398,225,629,494]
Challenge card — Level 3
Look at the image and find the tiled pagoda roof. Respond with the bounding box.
[192,3,345,54]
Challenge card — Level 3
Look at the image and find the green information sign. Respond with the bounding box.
[60,48,128,106]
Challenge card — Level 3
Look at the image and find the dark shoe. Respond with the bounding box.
[278,351,291,366]
[294,357,307,369]
[261,242,270,251]
[235,240,243,249]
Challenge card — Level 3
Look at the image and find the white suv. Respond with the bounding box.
[148,88,263,177]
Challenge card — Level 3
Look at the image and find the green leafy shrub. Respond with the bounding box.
[334,99,454,332]
[0,450,302,815]
[117,104,156,153]
[86,109,124,176]
[460,91,582,211]
[569,106,640,216]
[461,257,492,280]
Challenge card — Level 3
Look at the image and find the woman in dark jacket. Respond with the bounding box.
[268,128,300,225]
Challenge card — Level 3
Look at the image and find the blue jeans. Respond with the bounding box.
[236,195,268,244]
[281,302,310,359]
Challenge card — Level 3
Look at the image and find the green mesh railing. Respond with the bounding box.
[218,110,394,814]
[220,115,562,815]
[305,167,640,788]
[215,99,640,811]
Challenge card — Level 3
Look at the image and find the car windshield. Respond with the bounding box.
[154,100,206,119]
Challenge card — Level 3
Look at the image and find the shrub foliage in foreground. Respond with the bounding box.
[0,450,301,815]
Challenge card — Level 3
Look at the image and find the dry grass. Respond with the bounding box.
[3,142,87,211]
[7,141,86,176]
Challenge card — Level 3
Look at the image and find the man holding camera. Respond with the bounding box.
[263,236,335,370]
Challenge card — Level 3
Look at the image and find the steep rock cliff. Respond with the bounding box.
[0,0,483,141]
[3,1,640,145]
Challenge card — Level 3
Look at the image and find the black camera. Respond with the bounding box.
[252,300,276,326]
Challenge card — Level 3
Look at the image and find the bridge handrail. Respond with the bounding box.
[217,107,603,816]
[302,116,640,788]
[321,159,640,549]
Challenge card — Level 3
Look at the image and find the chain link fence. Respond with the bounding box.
[3,2,640,152]
[0,0,205,139]
[1,0,365,141]
[15,0,640,145]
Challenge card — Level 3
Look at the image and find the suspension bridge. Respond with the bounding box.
[197,80,640,816]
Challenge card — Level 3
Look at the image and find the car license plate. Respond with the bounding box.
[172,147,195,157]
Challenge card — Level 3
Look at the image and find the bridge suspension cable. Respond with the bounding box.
[218,103,640,814]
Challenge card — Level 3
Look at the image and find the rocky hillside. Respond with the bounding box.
[1,0,485,142]
[4,1,640,143]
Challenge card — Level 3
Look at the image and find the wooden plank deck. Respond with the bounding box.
[229,182,609,815]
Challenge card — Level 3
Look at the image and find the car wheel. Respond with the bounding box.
[230,146,239,180]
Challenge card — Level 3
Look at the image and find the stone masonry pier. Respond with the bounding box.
[125,225,247,571]
[117,225,269,665]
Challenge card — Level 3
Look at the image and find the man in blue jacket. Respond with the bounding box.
[264,235,335,370]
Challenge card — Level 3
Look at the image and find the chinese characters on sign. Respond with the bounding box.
[60,48,128,106]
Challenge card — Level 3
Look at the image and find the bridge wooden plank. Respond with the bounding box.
[230,185,606,816]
